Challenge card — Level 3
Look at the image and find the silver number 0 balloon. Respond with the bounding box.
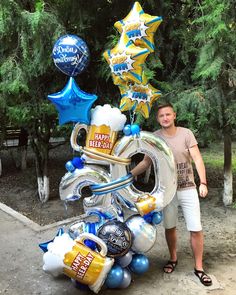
[61,123,177,216]
[111,131,177,214]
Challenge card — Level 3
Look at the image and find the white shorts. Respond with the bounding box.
[163,188,202,232]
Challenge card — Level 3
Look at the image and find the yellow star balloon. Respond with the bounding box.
[103,34,150,85]
[119,81,161,118]
[114,2,162,52]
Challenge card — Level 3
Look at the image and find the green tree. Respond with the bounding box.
[191,0,236,205]
[0,0,135,201]
[0,0,65,201]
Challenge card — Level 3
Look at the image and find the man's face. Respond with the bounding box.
[156,106,176,128]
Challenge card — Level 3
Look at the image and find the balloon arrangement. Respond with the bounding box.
[103,1,162,119]
[40,2,177,294]
[48,34,98,125]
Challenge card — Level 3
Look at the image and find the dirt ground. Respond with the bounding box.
[0,144,236,294]
[0,144,84,225]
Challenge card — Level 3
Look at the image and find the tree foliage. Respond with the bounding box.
[0,0,235,201]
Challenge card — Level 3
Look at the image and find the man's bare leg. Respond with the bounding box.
[190,230,203,270]
[163,227,178,273]
[191,230,212,285]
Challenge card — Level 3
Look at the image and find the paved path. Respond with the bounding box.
[0,203,235,295]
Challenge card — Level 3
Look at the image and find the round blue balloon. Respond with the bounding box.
[105,264,124,289]
[151,211,163,225]
[143,212,153,224]
[143,211,163,225]
[123,124,131,136]
[65,160,75,172]
[131,124,140,135]
[119,268,132,289]
[52,35,90,76]
[129,254,149,274]
[72,157,84,169]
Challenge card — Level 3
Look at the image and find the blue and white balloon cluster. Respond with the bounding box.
[64,213,161,290]
[65,156,85,172]
[39,213,160,291]
[123,124,140,136]
[102,215,156,289]
[48,34,97,125]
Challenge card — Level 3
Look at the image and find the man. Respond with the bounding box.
[131,103,212,286]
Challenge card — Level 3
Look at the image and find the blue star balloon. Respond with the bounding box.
[48,77,97,125]
[52,35,90,76]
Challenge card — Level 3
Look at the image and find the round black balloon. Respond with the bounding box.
[97,220,133,257]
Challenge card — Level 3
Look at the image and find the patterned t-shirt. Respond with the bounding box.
[154,127,198,191]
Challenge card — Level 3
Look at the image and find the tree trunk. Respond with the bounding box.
[32,138,50,203]
[223,126,233,206]
[20,147,27,170]
[0,110,5,176]
[37,174,50,203]
[18,127,28,170]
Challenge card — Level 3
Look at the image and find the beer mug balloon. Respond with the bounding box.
[71,104,126,156]
[43,233,114,293]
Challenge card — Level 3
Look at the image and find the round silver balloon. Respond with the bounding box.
[116,251,133,268]
[125,215,157,253]
[111,131,177,212]
[119,268,132,289]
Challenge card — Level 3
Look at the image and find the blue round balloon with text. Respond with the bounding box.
[52,35,90,76]
[97,220,133,258]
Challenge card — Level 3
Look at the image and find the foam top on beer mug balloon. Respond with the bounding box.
[47,233,75,258]
[90,104,127,131]
[43,233,75,276]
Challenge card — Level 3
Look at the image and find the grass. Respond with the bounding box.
[200,141,236,173]
[193,141,236,199]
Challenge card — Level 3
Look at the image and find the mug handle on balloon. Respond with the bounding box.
[76,233,108,257]
[70,123,88,152]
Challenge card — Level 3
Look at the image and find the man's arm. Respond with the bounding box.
[189,145,208,198]
[130,155,152,177]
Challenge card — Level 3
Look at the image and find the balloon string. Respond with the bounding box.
[72,122,75,156]
[130,111,136,125]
